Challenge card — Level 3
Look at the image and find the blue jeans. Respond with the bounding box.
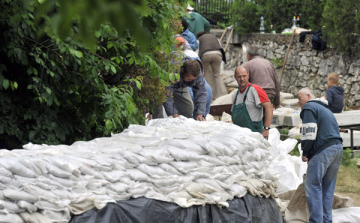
[189,81,212,119]
[305,143,343,223]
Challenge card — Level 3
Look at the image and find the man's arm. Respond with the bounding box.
[261,101,273,139]
[163,84,179,117]
[192,76,207,120]
[300,109,318,161]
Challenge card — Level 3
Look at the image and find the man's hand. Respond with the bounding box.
[302,156,308,162]
[146,114,152,121]
[196,114,205,121]
[172,113,179,118]
[262,129,269,140]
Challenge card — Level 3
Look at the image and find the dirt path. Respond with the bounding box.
[335,192,360,207]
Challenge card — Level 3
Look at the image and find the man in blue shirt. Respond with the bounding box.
[298,87,343,223]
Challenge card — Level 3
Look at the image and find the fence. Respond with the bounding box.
[191,0,234,24]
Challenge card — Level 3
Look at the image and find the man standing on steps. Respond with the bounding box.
[243,45,280,108]
[232,66,273,139]
[298,87,343,223]
[184,4,210,38]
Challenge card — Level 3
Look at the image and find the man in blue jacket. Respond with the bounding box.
[150,57,207,121]
[298,87,343,223]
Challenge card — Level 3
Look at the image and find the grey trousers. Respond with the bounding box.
[153,87,194,119]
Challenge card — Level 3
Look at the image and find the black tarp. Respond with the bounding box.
[69,194,283,223]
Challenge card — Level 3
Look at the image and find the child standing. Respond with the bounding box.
[326,72,344,113]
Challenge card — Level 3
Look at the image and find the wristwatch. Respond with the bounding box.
[264,126,270,130]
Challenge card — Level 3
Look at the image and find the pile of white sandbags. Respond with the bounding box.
[0,117,297,223]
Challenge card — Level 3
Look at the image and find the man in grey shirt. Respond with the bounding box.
[243,45,280,108]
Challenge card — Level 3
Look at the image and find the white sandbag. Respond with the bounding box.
[189,171,211,179]
[23,185,59,201]
[40,209,70,223]
[128,186,149,199]
[202,155,226,166]
[151,178,178,187]
[2,189,38,203]
[19,212,52,223]
[0,213,24,223]
[217,156,239,165]
[139,149,174,164]
[79,163,103,179]
[108,182,129,193]
[243,151,256,162]
[136,164,169,178]
[48,174,75,188]
[195,179,223,191]
[229,184,248,198]
[119,150,155,166]
[126,169,150,182]
[0,167,12,177]
[45,163,72,178]
[176,175,195,184]
[158,163,183,175]
[166,146,202,161]
[45,156,82,176]
[196,160,215,168]
[211,89,237,106]
[169,162,198,174]
[185,182,216,194]
[16,200,37,213]
[159,139,205,154]
[0,200,25,213]
[252,148,270,161]
[332,207,360,223]
[102,170,125,183]
[0,176,21,188]
[0,159,37,178]
[86,180,103,190]
[208,140,235,156]
[145,190,172,202]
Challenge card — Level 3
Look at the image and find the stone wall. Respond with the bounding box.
[212,29,360,108]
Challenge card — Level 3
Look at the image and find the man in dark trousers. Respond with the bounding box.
[243,45,280,108]
[298,87,343,223]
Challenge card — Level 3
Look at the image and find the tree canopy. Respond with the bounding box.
[0,0,187,149]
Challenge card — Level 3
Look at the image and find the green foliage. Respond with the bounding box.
[342,148,358,168]
[289,144,300,157]
[231,0,325,35]
[0,0,186,149]
[271,58,284,68]
[322,0,360,55]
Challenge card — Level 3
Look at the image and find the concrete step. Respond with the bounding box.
[280,99,300,110]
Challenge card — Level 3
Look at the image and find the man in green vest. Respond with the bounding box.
[231,66,273,139]
[184,4,210,38]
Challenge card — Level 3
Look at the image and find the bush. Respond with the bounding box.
[341,148,358,168]
[0,0,184,149]
[322,0,360,55]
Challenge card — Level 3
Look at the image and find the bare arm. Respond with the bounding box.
[261,102,273,139]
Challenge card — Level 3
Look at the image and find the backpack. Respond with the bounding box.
[312,30,327,51]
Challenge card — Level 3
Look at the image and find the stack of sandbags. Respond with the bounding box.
[0,117,297,222]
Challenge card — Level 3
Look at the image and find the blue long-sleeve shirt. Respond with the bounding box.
[181,29,198,51]
[300,99,342,160]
